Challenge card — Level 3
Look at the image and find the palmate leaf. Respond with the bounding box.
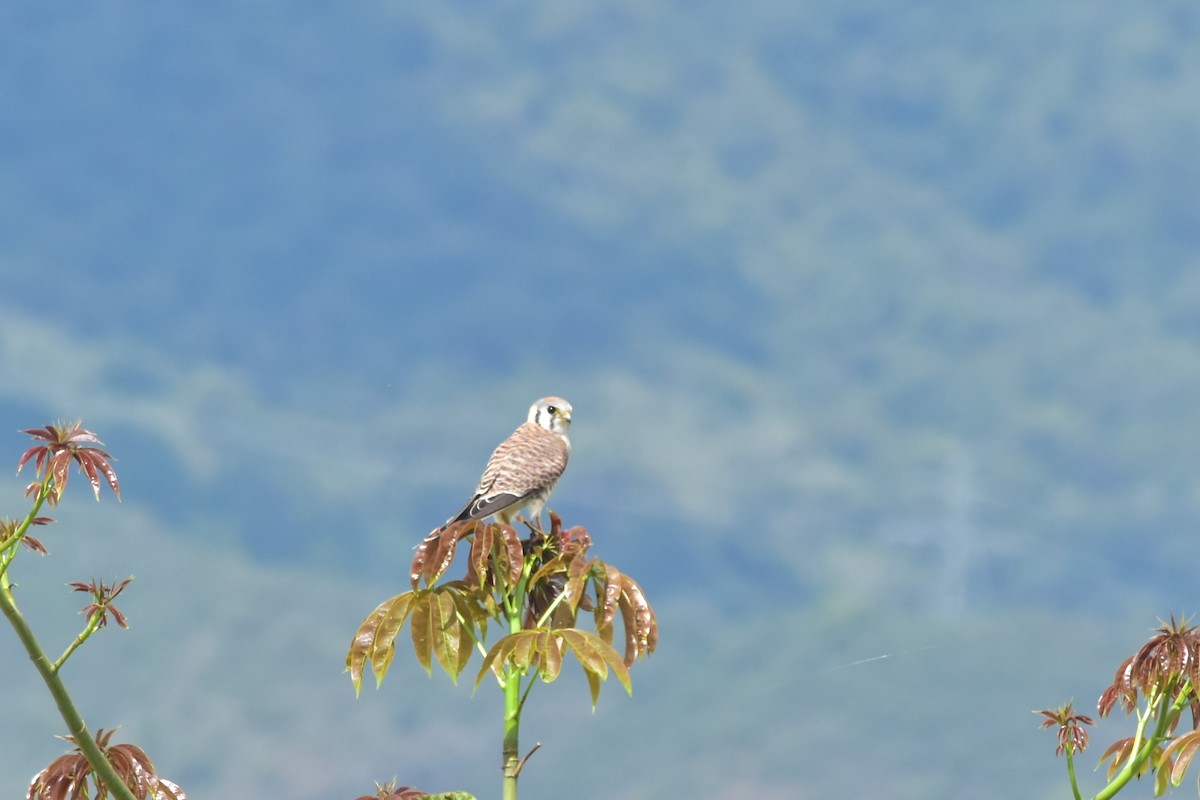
[535,629,563,682]
[617,573,658,665]
[18,421,121,503]
[494,523,523,588]
[1155,747,1173,796]
[590,565,658,667]
[349,587,484,691]
[346,592,417,693]
[473,627,628,703]
[584,669,602,709]
[430,591,468,681]
[528,554,566,588]
[1099,737,1141,781]
[410,589,463,679]
[598,564,622,628]
[411,521,476,588]
[559,628,632,708]
[1164,730,1200,789]
[472,630,563,688]
[564,555,596,614]
[466,522,494,587]
[28,727,187,800]
[443,581,489,669]
[475,631,539,689]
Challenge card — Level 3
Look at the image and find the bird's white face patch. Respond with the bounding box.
[529,396,573,436]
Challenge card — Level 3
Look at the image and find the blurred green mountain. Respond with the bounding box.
[1,1,1198,798]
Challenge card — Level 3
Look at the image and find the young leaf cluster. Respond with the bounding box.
[18,421,121,504]
[1038,615,1200,799]
[353,778,476,800]
[4,422,183,800]
[346,512,657,709]
[27,729,186,800]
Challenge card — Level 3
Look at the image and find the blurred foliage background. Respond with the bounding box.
[1,2,1199,798]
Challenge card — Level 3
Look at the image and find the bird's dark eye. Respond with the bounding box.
[547,405,557,414]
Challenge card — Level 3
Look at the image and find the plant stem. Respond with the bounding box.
[0,474,136,800]
[1094,679,1191,800]
[55,610,105,673]
[0,579,136,800]
[501,598,524,800]
[1065,745,1082,800]
[499,549,541,800]
[0,480,52,581]
[534,584,569,629]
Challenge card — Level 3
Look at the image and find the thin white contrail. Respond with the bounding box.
[748,644,941,693]
[816,644,940,674]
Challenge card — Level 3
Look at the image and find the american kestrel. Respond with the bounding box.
[436,396,572,532]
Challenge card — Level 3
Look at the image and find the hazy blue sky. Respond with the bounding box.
[2,3,1199,798]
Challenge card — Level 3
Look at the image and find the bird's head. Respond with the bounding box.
[529,396,573,436]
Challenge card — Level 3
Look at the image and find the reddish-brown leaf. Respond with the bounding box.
[466,522,494,587]
[68,577,134,630]
[1099,657,1137,718]
[410,534,437,587]
[554,603,578,629]
[456,613,477,675]
[49,453,71,501]
[448,581,489,637]
[1099,737,1138,780]
[27,752,82,800]
[411,521,475,588]
[433,522,475,585]
[617,591,639,668]
[528,555,567,588]
[599,564,622,628]
[27,728,186,800]
[16,445,45,475]
[476,631,538,689]
[618,574,657,665]
[512,628,538,669]
[354,781,429,800]
[1106,615,1200,717]
[559,524,591,558]
[535,629,563,682]
[565,556,596,614]
[495,523,523,588]
[373,593,419,679]
[346,592,416,692]
[18,422,119,502]
[1165,730,1200,787]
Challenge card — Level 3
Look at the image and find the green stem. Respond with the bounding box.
[501,595,524,800]
[1094,679,1191,800]
[499,549,540,800]
[55,610,105,673]
[0,576,136,800]
[0,474,136,800]
[0,480,52,581]
[1065,744,1082,800]
[534,584,569,629]
[518,670,538,716]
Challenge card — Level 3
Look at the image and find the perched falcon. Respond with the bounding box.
[436,396,572,532]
